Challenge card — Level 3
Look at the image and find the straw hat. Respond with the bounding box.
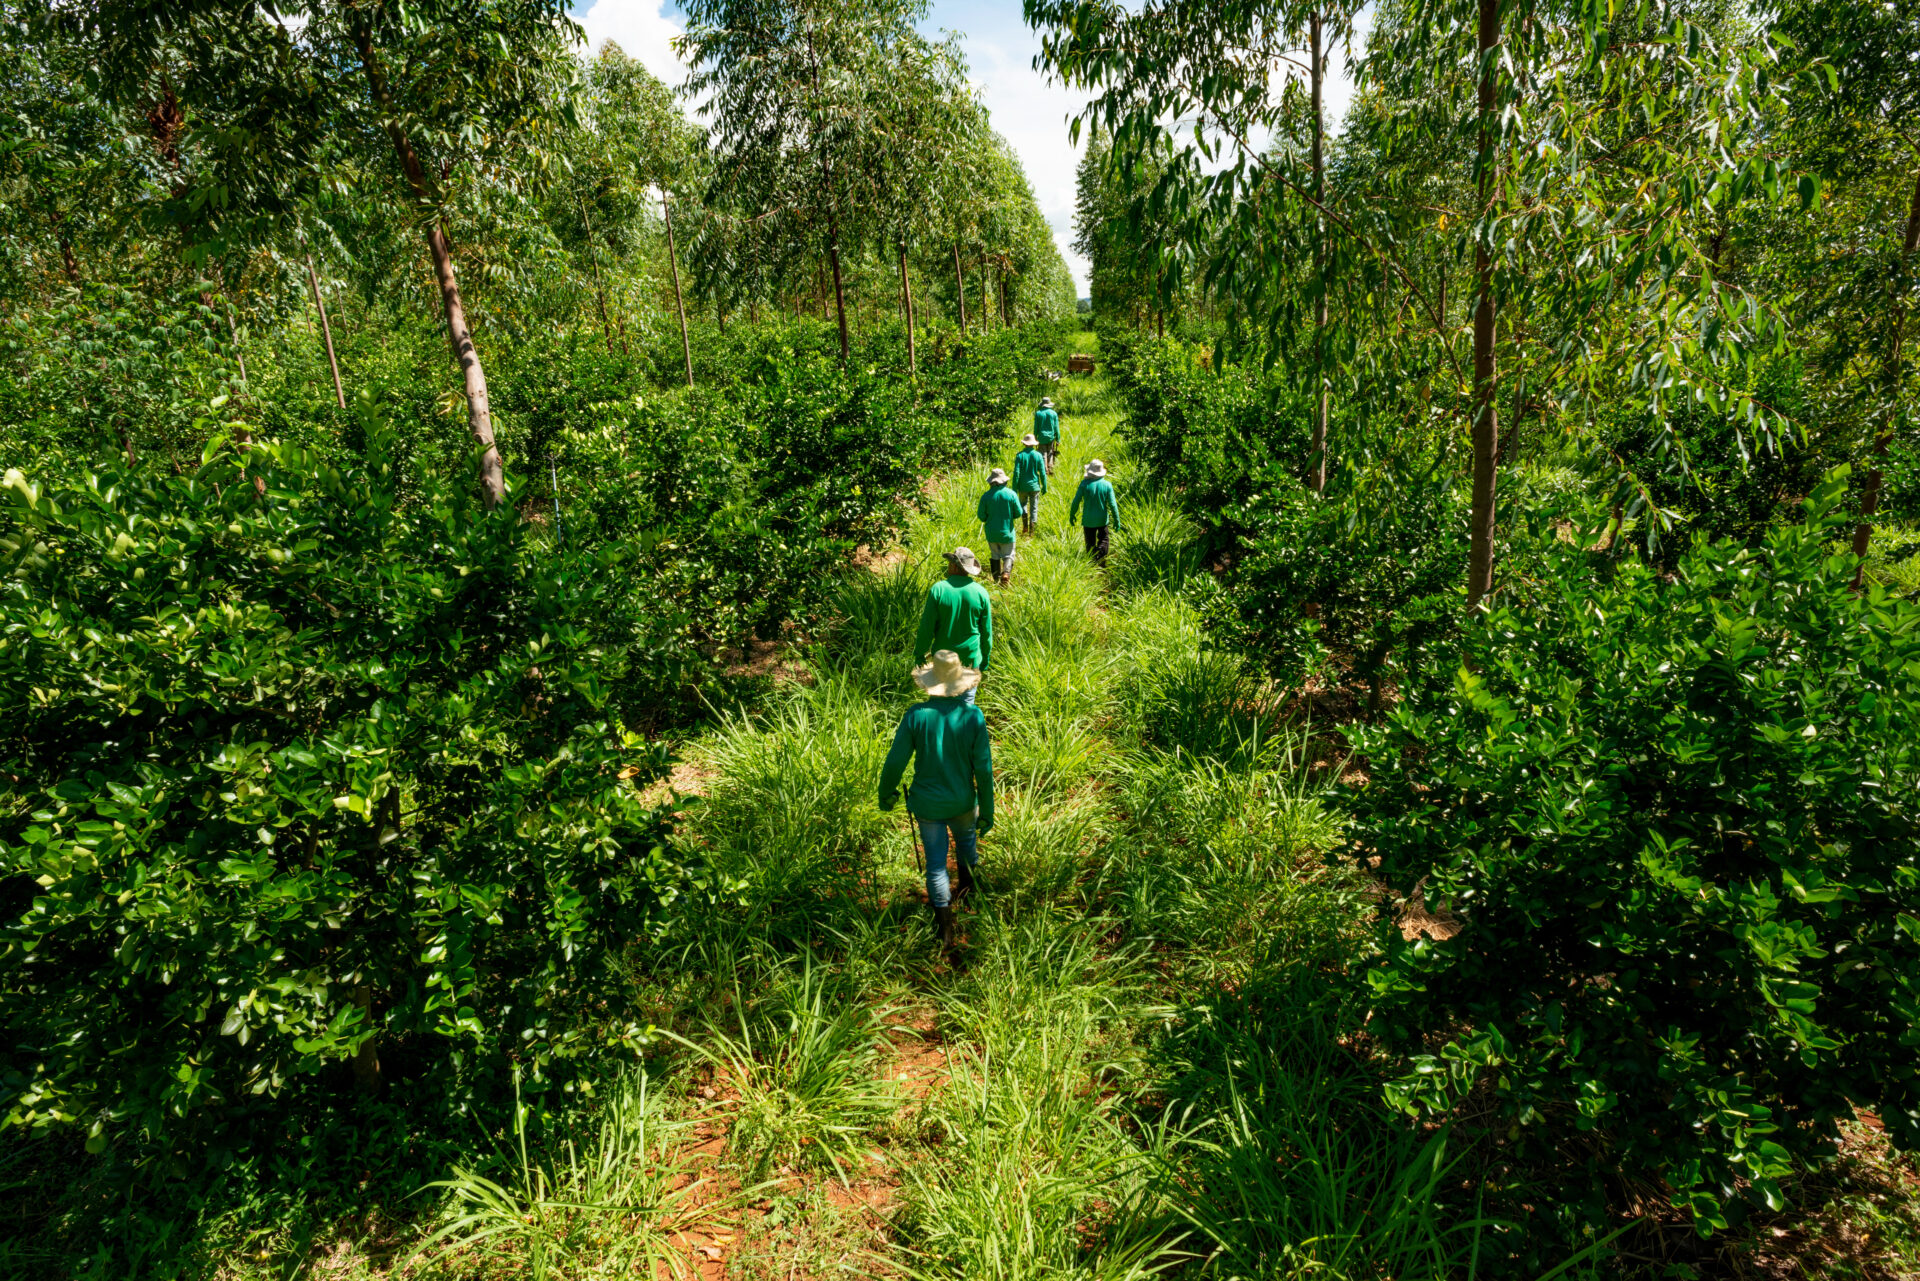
[1040,397,1054,408]
[987,467,1009,485]
[946,546,982,576]
[1021,433,1038,447]
[1084,459,1108,478]
[914,649,981,698]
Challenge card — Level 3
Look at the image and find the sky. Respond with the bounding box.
[570,1,1364,296]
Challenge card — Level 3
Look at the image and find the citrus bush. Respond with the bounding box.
[0,422,681,1149]
[1350,470,1920,1228]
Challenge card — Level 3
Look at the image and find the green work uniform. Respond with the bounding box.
[1012,448,1048,495]
[913,574,994,671]
[1033,407,1061,447]
[878,698,995,823]
[1069,477,1121,528]
[977,483,1024,545]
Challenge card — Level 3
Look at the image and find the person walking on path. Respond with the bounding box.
[977,468,1025,585]
[1012,434,1048,535]
[1069,459,1123,567]
[913,548,993,701]
[1033,397,1061,474]
[878,651,995,950]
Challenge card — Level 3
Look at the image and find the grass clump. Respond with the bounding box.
[684,959,898,1184]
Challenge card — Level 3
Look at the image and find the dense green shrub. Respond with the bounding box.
[0,419,680,1149]
[1106,335,1314,550]
[1207,469,1470,710]
[1350,469,1920,1228]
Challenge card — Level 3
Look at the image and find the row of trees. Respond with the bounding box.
[1057,0,1919,596]
[1,0,1075,491]
[1058,0,1920,1235]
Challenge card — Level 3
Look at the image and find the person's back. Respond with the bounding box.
[977,476,1025,584]
[879,650,995,950]
[1069,461,1122,566]
[1012,445,1047,495]
[1033,398,1061,473]
[914,548,994,677]
[882,697,992,821]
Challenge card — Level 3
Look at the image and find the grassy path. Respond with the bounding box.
[613,335,1489,1281]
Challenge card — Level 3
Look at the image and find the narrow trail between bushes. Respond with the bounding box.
[637,332,1452,1281]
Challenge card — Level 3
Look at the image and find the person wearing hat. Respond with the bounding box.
[977,467,1025,585]
[1033,397,1061,474]
[878,650,995,950]
[1068,459,1123,567]
[913,548,993,702]
[1012,434,1048,534]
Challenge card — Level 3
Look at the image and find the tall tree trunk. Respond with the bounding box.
[1466,0,1501,609]
[662,188,694,388]
[579,194,615,357]
[306,255,347,410]
[1000,274,1010,328]
[899,240,918,377]
[350,986,381,1093]
[1851,170,1920,585]
[953,243,969,334]
[1306,10,1330,495]
[353,26,504,507]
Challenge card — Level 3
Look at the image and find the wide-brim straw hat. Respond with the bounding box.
[987,467,1009,484]
[1021,433,1038,447]
[946,546,982,576]
[914,649,981,698]
[1084,459,1108,478]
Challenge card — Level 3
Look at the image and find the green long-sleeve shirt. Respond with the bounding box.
[878,697,994,823]
[913,574,994,671]
[1033,407,1061,446]
[977,483,1024,544]
[1012,448,1048,495]
[1069,477,1121,529]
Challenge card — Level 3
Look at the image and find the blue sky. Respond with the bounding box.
[570,1,1363,295]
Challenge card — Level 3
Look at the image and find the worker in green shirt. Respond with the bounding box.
[1033,397,1061,474]
[1012,433,1048,535]
[1068,459,1123,567]
[913,548,992,703]
[977,467,1025,585]
[879,650,995,950]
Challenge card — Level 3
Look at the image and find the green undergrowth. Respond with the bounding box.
[613,340,1564,1281]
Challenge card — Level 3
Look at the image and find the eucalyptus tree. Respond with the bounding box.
[853,26,975,374]
[1773,0,1920,574]
[681,0,925,362]
[579,42,704,382]
[1034,0,1803,605]
[45,0,582,507]
[1037,0,1359,482]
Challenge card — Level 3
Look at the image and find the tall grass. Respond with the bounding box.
[646,339,1579,1281]
[410,1071,707,1281]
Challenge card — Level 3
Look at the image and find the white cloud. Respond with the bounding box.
[575,0,689,88]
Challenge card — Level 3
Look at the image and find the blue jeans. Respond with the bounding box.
[918,809,978,908]
[1021,491,1041,524]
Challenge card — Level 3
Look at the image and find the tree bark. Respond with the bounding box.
[899,240,918,377]
[1851,169,1920,585]
[662,188,694,388]
[1306,9,1330,495]
[353,25,504,508]
[1001,273,1010,328]
[306,256,347,410]
[350,985,381,1094]
[953,243,969,334]
[1466,0,1501,610]
[579,194,615,357]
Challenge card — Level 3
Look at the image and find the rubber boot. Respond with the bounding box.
[956,862,977,904]
[934,905,958,951]
[989,557,1002,582]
